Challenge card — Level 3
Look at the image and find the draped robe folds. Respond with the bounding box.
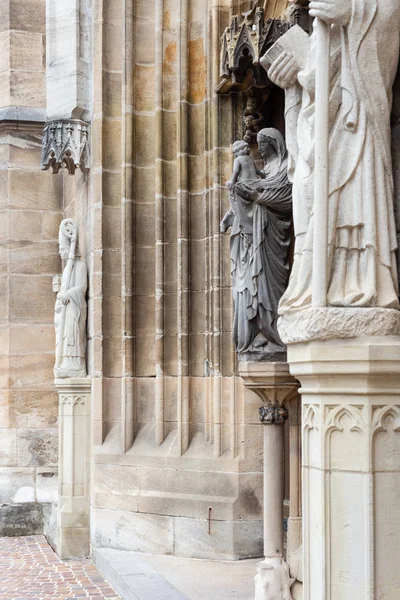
[230,156,292,354]
[279,0,400,313]
[54,260,87,377]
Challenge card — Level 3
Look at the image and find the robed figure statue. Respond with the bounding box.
[267,0,400,313]
[221,130,292,360]
[54,219,88,378]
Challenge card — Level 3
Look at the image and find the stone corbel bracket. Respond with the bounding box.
[41,119,90,175]
[239,362,299,421]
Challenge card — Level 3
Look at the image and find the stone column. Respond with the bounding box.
[239,363,299,600]
[55,378,91,559]
[284,329,400,599]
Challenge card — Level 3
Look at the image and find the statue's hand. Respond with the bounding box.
[226,180,232,188]
[220,209,234,233]
[267,51,299,90]
[60,292,71,305]
[309,0,352,26]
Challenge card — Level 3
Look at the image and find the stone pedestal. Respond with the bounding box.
[239,363,299,600]
[288,337,400,600]
[55,378,91,559]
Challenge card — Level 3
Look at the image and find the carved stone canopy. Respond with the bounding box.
[217,4,309,95]
[41,119,90,175]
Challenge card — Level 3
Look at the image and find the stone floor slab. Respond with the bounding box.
[94,547,258,600]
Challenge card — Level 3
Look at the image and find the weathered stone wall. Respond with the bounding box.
[0,0,292,557]
[77,0,289,560]
[0,0,61,517]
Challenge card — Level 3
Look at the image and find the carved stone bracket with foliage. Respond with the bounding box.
[41,119,90,175]
[239,362,299,425]
[218,4,309,94]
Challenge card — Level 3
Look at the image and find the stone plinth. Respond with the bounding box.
[55,378,91,559]
[239,362,299,600]
[288,337,400,600]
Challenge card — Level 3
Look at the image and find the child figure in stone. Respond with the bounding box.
[220,140,264,232]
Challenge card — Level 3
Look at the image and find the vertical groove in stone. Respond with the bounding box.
[91,0,104,442]
[177,0,190,455]
[211,2,222,458]
[155,0,165,447]
[121,0,135,452]
[204,1,213,446]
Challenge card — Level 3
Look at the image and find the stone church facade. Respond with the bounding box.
[0,0,291,553]
[2,0,400,599]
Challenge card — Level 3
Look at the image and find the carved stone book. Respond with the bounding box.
[260,24,310,71]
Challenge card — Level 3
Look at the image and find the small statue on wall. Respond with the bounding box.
[243,92,264,144]
[221,131,292,361]
[54,219,88,379]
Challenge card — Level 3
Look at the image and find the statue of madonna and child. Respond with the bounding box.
[220,128,292,361]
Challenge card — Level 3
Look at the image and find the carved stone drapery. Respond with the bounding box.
[41,119,90,175]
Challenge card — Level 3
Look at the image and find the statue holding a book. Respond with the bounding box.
[263,0,400,317]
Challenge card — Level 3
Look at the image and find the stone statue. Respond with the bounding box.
[243,93,264,144]
[54,219,88,378]
[266,0,400,316]
[220,132,292,360]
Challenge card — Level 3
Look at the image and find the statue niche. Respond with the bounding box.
[221,131,292,361]
[54,219,88,379]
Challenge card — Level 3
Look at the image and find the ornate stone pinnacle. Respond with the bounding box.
[259,403,289,424]
[41,119,90,175]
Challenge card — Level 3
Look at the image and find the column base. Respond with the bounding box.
[254,557,293,600]
[55,377,91,559]
[288,336,400,600]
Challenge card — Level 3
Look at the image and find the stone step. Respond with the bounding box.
[94,548,189,600]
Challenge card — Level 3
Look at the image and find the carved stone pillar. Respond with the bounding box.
[239,363,299,600]
[55,378,91,559]
[287,335,400,600]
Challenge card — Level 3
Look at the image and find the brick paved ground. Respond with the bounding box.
[0,536,120,599]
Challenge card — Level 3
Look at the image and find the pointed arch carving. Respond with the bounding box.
[325,405,364,435]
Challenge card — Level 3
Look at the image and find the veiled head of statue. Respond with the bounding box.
[257,128,287,164]
[59,218,80,260]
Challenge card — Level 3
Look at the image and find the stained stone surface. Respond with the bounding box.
[0,8,60,516]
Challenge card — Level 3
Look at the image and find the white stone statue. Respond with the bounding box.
[54,219,87,378]
[266,0,400,315]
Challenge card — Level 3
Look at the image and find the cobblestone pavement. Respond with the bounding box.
[0,536,120,599]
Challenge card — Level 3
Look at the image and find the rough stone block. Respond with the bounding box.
[0,502,46,537]
[9,31,44,71]
[0,467,34,502]
[93,508,174,555]
[9,275,54,323]
[0,428,17,466]
[10,70,45,108]
[17,428,58,467]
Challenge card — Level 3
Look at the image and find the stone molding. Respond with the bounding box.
[41,119,90,175]
[278,307,400,344]
[239,362,299,407]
